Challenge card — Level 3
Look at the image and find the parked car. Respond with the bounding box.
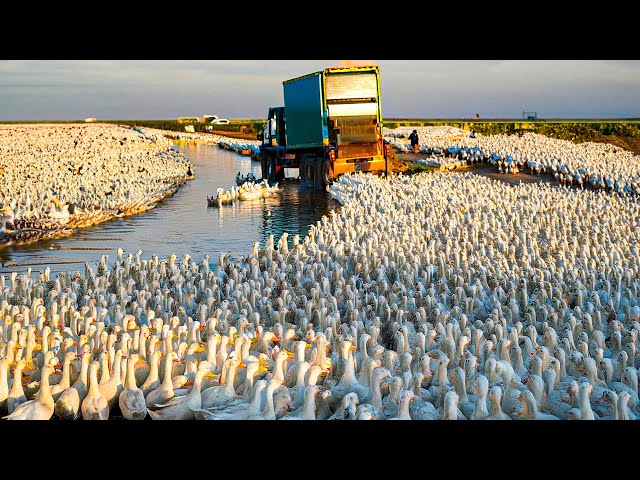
[212,118,230,124]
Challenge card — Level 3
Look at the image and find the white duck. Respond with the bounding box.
[148,361,215,420]
[280,384,320,420]
[195,379,268,421]
[54,346,90,420]
[6,358,28,414]
[389,390,414,420]
[200,356,242,410]
[513,390,559,420]
[98,348,124,410]
[3,364,55,420]
[145,352,178,408]
[119,354,147,420]
[81,360,110,420]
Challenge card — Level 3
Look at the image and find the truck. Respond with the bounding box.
[257,65,389,190]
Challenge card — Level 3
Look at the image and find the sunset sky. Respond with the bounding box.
[1,60,638,120]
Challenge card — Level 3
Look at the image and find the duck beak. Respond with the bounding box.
[305,343,312,350]
[195,345,206,353]
[184,379,194,386]
[238,362,247,368]
[203,372,218,379]
[257,365,268,373]
[33,344,42,351]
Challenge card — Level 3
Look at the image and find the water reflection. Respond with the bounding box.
[0,142,341,276]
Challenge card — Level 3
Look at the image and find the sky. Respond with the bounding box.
[1,60,639,120]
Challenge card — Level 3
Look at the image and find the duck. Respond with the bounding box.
[98,348,124,410]
[247,378,283,420]
[3,364,56,420]
[81,360,110,420]
[389,390,414,420]
[200,356,242,409]
[118,354,148,420]
[617,390,637,420]
[148,361,215,420]
[470,375,490,420]
[327,392,359,420]
[441,391,461,420]
[50,351,77,402]
[194,379,268,421]
[567,382,596,420]
[513,390,559,420]
[280,384,320,420]
[145,352,179,408]
[140,350,162,396]
[484,386,511,420]
[54,345,90,420]
[594,389,619,420]
[6,358,28,414]
[451,367,475,419]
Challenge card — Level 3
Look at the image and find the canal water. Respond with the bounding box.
[0,142,341,276]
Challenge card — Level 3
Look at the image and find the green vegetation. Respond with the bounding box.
[2,118,640,154]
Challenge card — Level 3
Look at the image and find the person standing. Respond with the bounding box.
[409,129,419,153]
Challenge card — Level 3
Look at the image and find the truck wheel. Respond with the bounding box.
[306,158,315,189]
[299,157,307,185]
[320,158,332,186]
[261,155,268,180]
[314,159,323,191]
[267,157,276,184]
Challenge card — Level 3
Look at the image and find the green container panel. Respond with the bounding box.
[283,73,326,149]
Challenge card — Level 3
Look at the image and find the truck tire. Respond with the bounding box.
[261,154,269,180]
[320,158,332,186]
[299,157,307,185]
[306,158,315,189]
[267,156,276,184]
[314,159,323,191]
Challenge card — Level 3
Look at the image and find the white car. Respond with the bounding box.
[212,118,230,124]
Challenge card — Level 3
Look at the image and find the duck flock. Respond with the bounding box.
[0,124,194,247]
[386,126,640,194]
[1,123,640,420]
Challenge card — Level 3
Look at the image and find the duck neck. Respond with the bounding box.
[273,356,287,383]
[190,370,205,396]
[609,394,619,420]
[110,353,123,386]
[206,338,218,369]
[58,357,73,389]
[295,366,308,388]
[145,355,160,385]
[473,384,489,417]
[397,394,412,419]
[99,354,111,384]
[617,395,629,420]
[77,354,90,389]
[579,387,595,419]
[261,386,276,419]
[371,374,384,409]
[9,363,25,396]
[125,358,138,390]
[224,362,238,391]
[520,394,536,419]
[88,365,101,397]
[453,371,468,403]
[248,384,266,415]
[338,355,357,386]
[489,395,504,418]
[300,389,316,420]
[36,367,53,405]
[161,355,173,387]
